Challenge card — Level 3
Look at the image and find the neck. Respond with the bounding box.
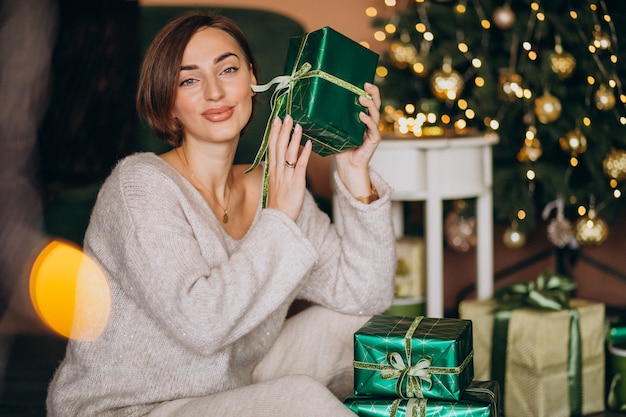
[177,145,233,224]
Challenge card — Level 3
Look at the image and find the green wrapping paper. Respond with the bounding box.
[353,315,474,401]
[344,380,501,417]
[278,26,379,156]
[607,319,626,344]
[248,26,379,207]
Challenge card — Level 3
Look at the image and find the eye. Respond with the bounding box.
[179,78,198,87]
[221,66,239,75]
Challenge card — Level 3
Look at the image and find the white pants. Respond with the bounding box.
[147,306,370,416]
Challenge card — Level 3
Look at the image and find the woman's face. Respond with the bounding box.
[172,27,257,144]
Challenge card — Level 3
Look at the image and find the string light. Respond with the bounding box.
[365,7,378,18]
[367,0,626,222]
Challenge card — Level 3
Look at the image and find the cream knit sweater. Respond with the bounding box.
[46,152,396,416]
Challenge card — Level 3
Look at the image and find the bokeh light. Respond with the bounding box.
[29,240,110,341]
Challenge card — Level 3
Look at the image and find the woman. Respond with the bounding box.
[47,11,396,416]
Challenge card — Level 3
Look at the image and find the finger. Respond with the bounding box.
[285,123,302,167]
[296,139,313,173]
[277,114,293,154]
[364,82,382,110]
[359,95,380,126]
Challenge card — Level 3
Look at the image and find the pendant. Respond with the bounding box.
[222,210,229,224]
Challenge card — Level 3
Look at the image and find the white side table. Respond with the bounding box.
[335,134,499,318]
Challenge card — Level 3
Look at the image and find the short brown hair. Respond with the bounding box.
[136,11,259,147]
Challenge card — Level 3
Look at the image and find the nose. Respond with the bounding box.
[203,74,225,101]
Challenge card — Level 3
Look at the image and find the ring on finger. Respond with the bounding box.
[284,160,296,169]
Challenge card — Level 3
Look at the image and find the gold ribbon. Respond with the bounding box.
[381,353,433,398]
[246,30,372,207]
[353,316,474,399]
[390,398,428,417]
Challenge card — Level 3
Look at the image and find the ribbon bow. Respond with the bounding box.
[381,353,433,399]
[353,316,473,399]
[390,398,428,417]
[494,269,577,312]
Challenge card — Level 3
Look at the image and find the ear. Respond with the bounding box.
[249,64,258,93]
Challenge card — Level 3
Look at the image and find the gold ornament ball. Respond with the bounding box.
[595,84,616,110]
[430,68,464,101]
[559,128,587,156]
[547,216,575,248]
[603,148,626,181]
[575,215,608,246]
[534,92,562,124]
[517,138,543,163]
[549,51,576,79]
[503,226,526,249]
[444,211,476,253]
[493,4,516,29]
[525,137,543,162]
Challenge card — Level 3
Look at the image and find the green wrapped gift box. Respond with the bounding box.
[277,26,379,156]
[353,315,474,401]
[344,380,501,417]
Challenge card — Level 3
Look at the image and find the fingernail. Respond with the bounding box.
[284,114,292,123]
[273,116,281,125]
[295,123,302,132]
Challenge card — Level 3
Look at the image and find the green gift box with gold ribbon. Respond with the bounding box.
[353,315,474,401]
[279,26,378,156]
[344,380,501,417]
[458,270,605,417]
[248,26,379,207]
[251,26,378,157]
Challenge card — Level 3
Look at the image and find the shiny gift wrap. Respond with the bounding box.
[344,380,501,417]
[459,298,605,417]
[277,27,378,155]
[248,26,379,207]
[353,315,474,401]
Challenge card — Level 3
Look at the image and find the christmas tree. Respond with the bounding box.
[368,0,626,249]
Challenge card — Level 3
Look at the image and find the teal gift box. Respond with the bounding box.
[278,26,379,156]
[344,380,501,417]
[353,315,474,401]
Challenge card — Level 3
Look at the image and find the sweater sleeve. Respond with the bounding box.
[295,169,396,315]
[84,155,320,354]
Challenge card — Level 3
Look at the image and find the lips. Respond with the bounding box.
[201,106,235,122]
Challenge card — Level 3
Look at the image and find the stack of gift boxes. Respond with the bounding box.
[344,314,501,417]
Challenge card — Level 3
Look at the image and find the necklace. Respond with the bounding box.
[177,146,231,224]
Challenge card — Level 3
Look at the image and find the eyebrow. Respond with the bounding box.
[180,52,240,71]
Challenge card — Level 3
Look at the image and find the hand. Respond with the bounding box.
[334,82,382,198]
[266,115,313,221]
